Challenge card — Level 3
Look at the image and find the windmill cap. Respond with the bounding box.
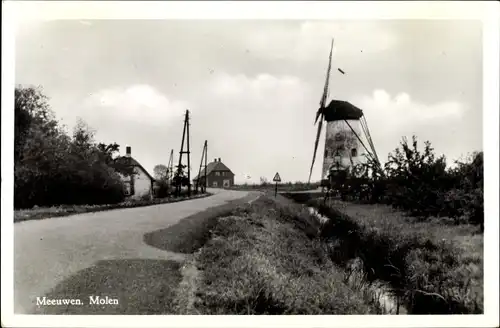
[323,100,364,121]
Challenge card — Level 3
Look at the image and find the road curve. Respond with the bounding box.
[14,189,252,314]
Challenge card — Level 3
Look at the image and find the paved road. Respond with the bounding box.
[14,189,254,314]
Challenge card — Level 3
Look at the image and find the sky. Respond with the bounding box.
[15,19,483,184]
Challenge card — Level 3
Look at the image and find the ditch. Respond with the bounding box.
[308,206,408,315]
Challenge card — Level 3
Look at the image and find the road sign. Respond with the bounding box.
[273,172,281,197]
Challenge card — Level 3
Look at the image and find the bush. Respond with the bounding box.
[154,179,171,198]
[14,86,127,208]
[336,136,483,227]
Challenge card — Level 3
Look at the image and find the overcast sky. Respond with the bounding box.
[15,19,482,183]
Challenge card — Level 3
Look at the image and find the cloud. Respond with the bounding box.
[357,89,465,126]
[242,21,398,62]
[199,72,321,183]
[78,20,93,26]
[205,71,313,143]
[80,84,189,127]
[351,89,467,164]
[209,72,305,100]
[51,85,192,175]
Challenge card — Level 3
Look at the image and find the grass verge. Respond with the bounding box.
[14,192,212,223]
[34,259,182,314]
[185,196,387,315]
[283,192,483,314]
[144,193,260,254]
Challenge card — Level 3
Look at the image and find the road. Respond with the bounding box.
[14,189,255,314]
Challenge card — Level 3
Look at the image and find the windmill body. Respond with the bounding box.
[321,100,367,185]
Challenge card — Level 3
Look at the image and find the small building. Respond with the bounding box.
[193,158,235,188]
[114,146,155,200]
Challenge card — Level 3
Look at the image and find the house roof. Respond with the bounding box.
[193,160,233,181]
[114,156,155,181]
[323,100,364,121]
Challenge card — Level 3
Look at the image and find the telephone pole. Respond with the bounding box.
[196,140,208,193]
[167,149,174,186]
[186,110,191,196]
[177,110,191,196]
[204,141,208,190]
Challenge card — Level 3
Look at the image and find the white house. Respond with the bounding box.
[115,146,155,200]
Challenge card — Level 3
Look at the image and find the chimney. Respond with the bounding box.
[214,158,217,163]
[218,158,221,162]
[126,146,131,157]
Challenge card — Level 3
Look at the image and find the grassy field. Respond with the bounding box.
[174,195,391,315]
[14,192,212,223]
[283,192,483,314]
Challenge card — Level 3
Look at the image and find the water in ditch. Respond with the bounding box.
[308,207,408,315]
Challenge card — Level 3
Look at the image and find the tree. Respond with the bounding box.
[152,164,171,198]
[70,119,96,161]
[172,164,190,196]
[173,164,189,186]
[97,142,120,164]
[14,85,128,208]
[14,86,72,207]
[153,164,169,181]
[14,86,66,165]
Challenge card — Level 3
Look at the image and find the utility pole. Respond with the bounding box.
[186,110,191,196]
[196,140,208,193]
[205,141,208,191]
[177,110,191,197]
[167,149,174,185]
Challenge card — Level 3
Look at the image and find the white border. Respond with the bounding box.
[2,1,499,328]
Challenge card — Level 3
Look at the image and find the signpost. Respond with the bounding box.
[272,172,281,197]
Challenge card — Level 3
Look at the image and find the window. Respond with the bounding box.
[213,181,218,187]
[351,148,358,157]
[215,172,220,176]
[124,182,131,196]
[222,172,226,176]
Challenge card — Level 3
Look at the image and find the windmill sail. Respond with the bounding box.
[320,39,334,111]
[309,118,324,181]
[308,39,334,184]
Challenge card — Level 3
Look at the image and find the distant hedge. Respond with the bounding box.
[230,181,321,192]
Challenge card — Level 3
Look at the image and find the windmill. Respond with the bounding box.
[307,39,383,195]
